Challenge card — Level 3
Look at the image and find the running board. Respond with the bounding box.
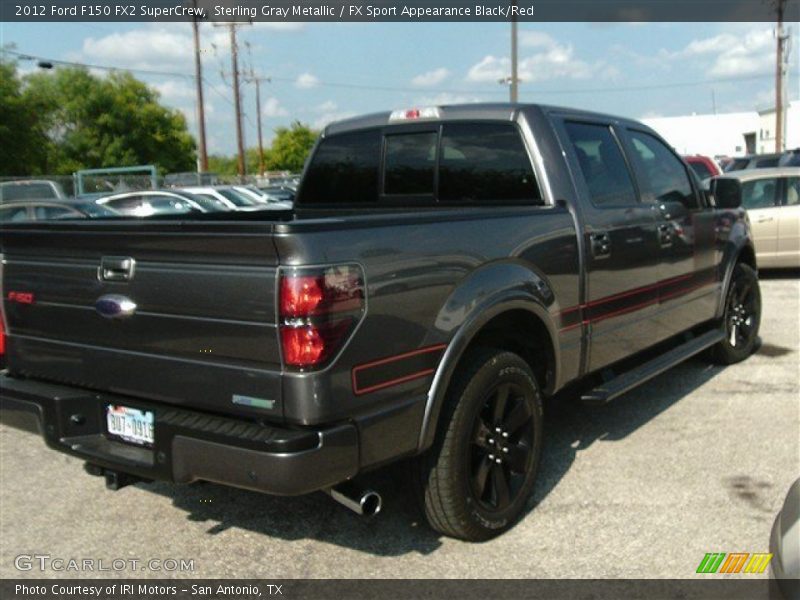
[581,329,725,406]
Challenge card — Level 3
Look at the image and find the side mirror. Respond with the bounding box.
[711,177,742,209]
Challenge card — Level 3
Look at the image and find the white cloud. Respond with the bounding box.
[153,79,195,103]
[663,27,775,78]
[80,28,194,71]
[310,101,354,129]
[466,32,616,84]
[411,67,450,87]
[295,72,320,88]
[262,97,288,118]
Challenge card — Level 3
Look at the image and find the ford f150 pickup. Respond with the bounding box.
[0,104,761,541]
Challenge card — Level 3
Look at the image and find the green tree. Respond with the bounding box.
[0,59,47,175]
[207,154,238,176]
[263,121,318,172]
[21,67,196,175]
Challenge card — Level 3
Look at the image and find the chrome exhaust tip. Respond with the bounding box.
[325,482,382,517]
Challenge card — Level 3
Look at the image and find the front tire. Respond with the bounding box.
[709,262,761,364]
[413,348,544,541]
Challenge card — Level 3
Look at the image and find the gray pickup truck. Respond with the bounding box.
[0,104,760,541]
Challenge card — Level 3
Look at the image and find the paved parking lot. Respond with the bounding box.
[1,273,797,579]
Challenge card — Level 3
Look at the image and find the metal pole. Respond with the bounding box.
[255,78,265,177]
[191,2,208,173]
[230,24,246,179]
[510,8,518,103]
[775,0,785,153]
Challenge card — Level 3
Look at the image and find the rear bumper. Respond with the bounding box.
[0,373,358,496]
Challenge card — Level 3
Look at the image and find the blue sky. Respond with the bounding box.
[2,21,798,155]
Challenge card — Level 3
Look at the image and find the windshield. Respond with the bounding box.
[217,188,258,207]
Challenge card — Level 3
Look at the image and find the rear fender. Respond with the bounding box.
[418,261,559,452]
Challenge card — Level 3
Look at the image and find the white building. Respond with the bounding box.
[643,100,799,158]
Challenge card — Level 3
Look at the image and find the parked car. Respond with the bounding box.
[724,153,783,172]
[181,186,264,211]
[0,179,67,202]
[258,185,296,204]
[232,185,293,209]
[96,191,214,217]
[0,199,118,222]
[0,103,761,541]
[770,479,800,600]
[714,168,800,268]
[779,148,800,167]
[683,155,722,180]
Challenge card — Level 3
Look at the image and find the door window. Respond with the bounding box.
[564,121,638,207]
[628,130,698,209]
[741,178,779,209]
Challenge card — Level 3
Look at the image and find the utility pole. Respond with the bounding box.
[191,0,208,173]
[244,43,269,178]
[775,0,788,153]
[510,7,518,103]
[498,4,520,101]
[245,74,270,176]
[214,22,248,179]
[230,24,246,179]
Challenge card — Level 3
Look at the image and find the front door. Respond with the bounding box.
[621,128,719,338]
[558,119,663,373]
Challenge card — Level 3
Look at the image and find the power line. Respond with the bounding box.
[3,47,780,98]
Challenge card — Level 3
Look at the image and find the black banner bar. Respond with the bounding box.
[0,578,793,600]
[2,0,799,23]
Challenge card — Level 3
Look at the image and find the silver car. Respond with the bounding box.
[716,168,800,269]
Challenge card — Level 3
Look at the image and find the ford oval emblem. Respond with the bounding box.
[95,294,137,319]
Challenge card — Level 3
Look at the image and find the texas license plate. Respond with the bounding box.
[106,405,154,446]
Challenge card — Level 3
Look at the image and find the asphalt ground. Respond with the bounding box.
[1,272,797,579]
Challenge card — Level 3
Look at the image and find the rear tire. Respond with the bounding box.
[709,263,761,365]
[413,348,543,541]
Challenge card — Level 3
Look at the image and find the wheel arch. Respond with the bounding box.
[418,296,559,452]
[716,236,758,320]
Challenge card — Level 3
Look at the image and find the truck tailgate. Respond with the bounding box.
[1,221,284,420]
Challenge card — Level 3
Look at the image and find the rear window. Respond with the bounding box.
[1,183,58,201]
[301,129,381,204]
[384,132,437,195]
[439,123,541,203]
[299,122,541,206]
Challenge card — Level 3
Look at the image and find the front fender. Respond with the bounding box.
[418,261,559,451]
[716,211,756,319]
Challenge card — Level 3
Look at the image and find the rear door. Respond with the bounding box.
[1,221,284,420]
[557,118,663,372]
[776,175,800,267]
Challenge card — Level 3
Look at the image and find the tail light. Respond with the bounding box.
[279,265,365,369]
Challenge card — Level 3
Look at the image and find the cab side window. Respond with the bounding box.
[741,178,779,209]
[564,121,639,207]
[628,130,699,209]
